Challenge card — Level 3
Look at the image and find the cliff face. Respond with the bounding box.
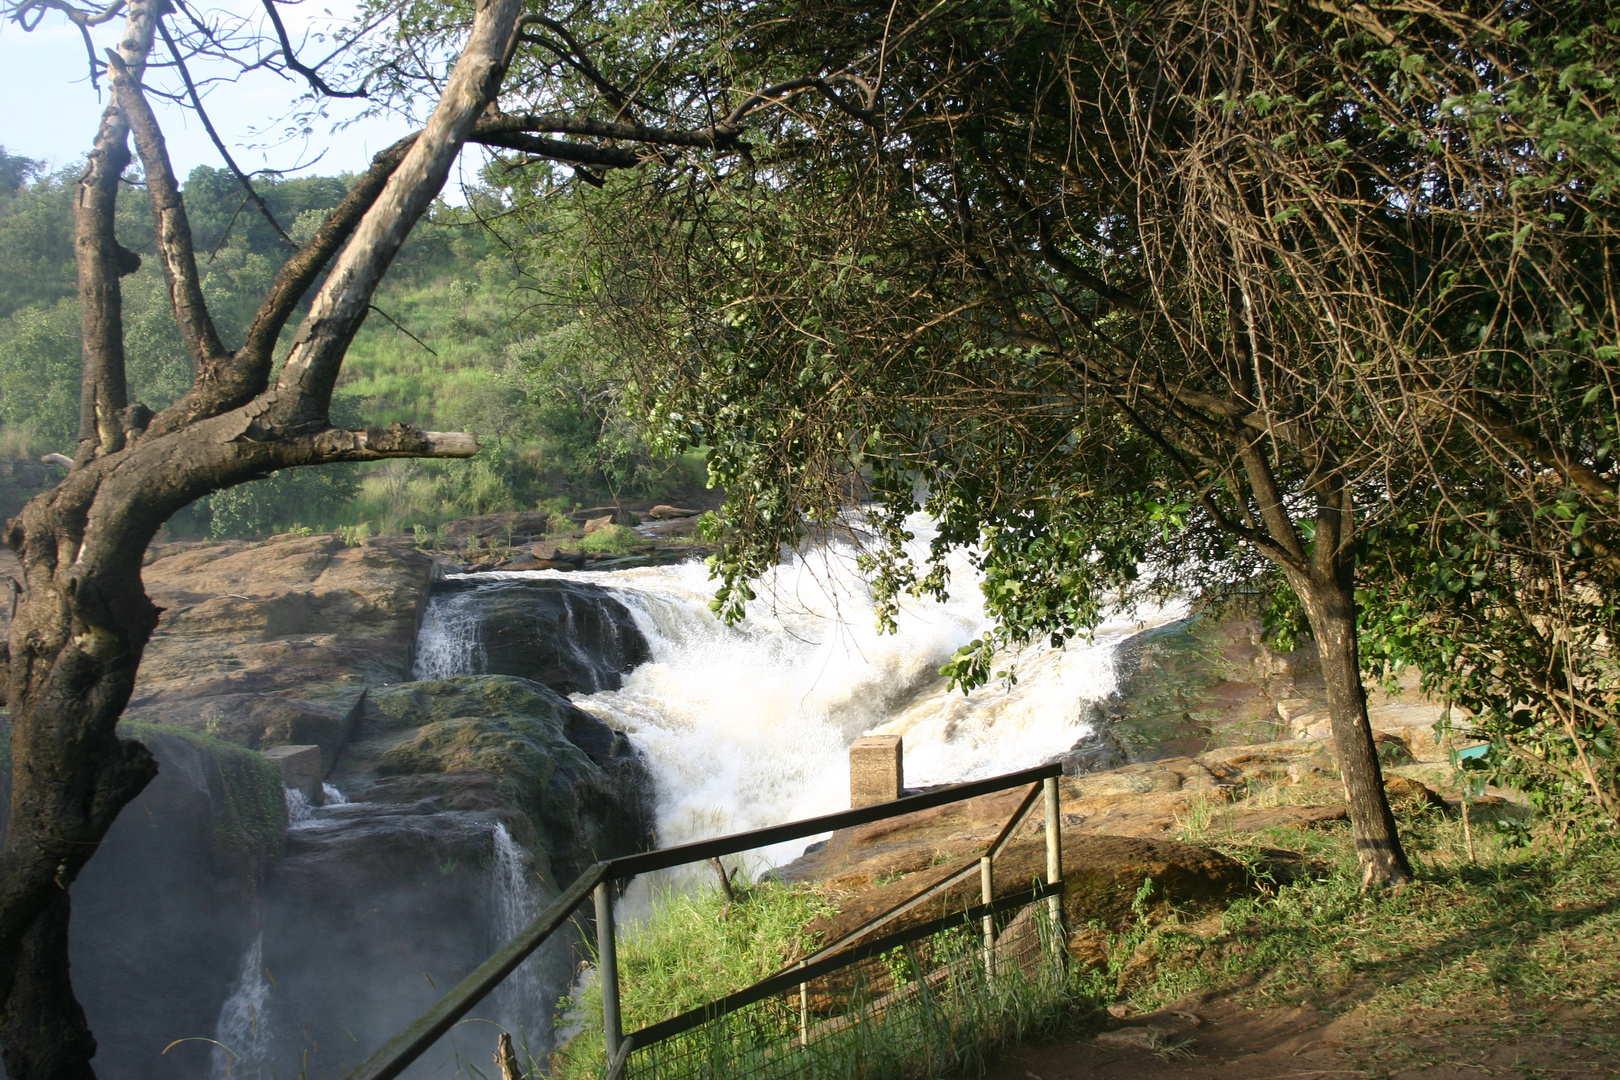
[1,535,658,1079]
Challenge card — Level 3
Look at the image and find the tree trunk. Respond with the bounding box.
[1294,569,1413,890]
[1,895,95,1080]
[0,485,162,1080]
[0,0,519,1073]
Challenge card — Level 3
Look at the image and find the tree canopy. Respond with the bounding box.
[539,0,1620,866]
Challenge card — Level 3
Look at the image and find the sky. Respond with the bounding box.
[0,2,442,185]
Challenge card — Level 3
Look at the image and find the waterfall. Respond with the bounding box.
[210,935,272,1080]
[488,823,573,1058]
[490,823,542,1017]
[414,587,486,679]
[424,513,1182,872]
[284,788,312,827]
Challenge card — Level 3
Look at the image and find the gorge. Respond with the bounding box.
[0,520,1400,1078]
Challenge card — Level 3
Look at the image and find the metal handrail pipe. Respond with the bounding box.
[343,862,609,1080]
[603,762,1064,880]
[779,857,984,975]
[779,778,1046,976]
[987,780,1044,860]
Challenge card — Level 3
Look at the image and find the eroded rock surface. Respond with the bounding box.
[419,577,650,695]
[333,674,654,881]
[255,674,653,1076]
[123,534,437,766]
[800,832,1247,954]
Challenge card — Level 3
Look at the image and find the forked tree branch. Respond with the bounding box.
[72,0,160,463]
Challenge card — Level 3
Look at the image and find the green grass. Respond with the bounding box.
[1078,789,1620,1072]
[577,525,640,555]
[545,875,1071,1080]
[548,877,837,1077]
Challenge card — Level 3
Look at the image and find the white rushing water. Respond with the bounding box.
[489,824,544,1022]
[211,935,272,1080]
[424,515,1182,872]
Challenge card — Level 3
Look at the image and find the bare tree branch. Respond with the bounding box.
[106,47,229,378]
[259,0,367,98]
[158,19,294,250]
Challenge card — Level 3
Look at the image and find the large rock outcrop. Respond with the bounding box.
[123,534,438,768]
[253,674,654,1078]
[334,675,654,882]
[800,832,1248,952]
[418,577,651,695]
[0,534,661,1079]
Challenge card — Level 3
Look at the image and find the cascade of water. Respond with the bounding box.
[210,935,273,1080]
[321,782,349,805]
[283,788,313,827]
[413,587,486,679]
[488,823,573,1056]
[438,513,1183,872]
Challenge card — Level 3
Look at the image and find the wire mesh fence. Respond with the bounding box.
[619,898,1069,1080]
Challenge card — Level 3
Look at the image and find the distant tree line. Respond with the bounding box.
[0,148,685,536]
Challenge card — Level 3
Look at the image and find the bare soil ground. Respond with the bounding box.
[981,992,1620,1080]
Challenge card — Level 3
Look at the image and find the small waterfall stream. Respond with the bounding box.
[210,936,272,1080]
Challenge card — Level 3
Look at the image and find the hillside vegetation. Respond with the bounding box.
[0,147,696,537]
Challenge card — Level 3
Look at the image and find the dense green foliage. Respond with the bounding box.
[0,155,685,536]
[547,0,1620,827]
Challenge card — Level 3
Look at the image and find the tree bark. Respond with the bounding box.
[1231,428,1412,889]
[1,895,95,1080]
[1292,568,1413,889]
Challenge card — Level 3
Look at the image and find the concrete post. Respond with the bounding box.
[849,735,904,808]
[262,744,323,805]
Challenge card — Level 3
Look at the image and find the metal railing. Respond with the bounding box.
[345,761,1066,1080]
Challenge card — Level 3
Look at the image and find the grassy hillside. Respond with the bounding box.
[0,149,700,538]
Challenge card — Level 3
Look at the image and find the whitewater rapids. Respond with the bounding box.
[437,516,1183,871]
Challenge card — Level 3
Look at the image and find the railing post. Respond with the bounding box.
[1043,775,1064,938]
[595,880,623,1067]
[798,963,809,1045]
[979,854,995,979]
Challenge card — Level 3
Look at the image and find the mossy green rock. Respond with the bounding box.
[335,674,652,882]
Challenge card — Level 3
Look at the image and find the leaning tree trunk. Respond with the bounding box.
[1232,435,1413,890]
[1289,569,1413,890]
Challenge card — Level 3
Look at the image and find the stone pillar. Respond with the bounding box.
[849,735,904,808]
[263,744,324,805]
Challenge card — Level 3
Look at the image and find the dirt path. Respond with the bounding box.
[979,993,1620,1080]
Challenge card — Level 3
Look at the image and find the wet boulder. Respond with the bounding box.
[337,675,654,879]
[254,674,655,1077]
[420,577,651,695]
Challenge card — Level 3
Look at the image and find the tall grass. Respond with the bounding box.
[549,877,1070,1080]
